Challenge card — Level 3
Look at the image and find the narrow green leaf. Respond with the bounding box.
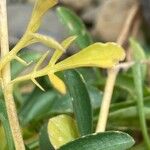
[77,68,101,85]
[91,96,150,128]
[48,115,79,149]
[106,97,150,128]
[86,85,102,110]
[116,74,135,97]
[45,85,102,118]
[19,77,102,124]
[41,94,73,116]
[130,38,147,79]
[19,89,58,126]
[130,38,150,149]
[109,106,150,121]
[63,70,93,136]
[25,145,31,150]
[56,7,92,49]
[58,131,135,150]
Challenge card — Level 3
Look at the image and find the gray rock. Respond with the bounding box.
[7,0,26,4]
[81,6,99,23]
[28,0,92,11]
[93,0,138,41]
[60,0,92,11]
[141,0,150,26]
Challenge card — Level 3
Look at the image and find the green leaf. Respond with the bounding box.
[19,89,58,126]
[48,115,79,149]
[39,124,54,150]
[77,68,101,85]
[63,70,93,136]
[56,7,93,49]
[130,38,147,79]
[130,38,150,149]
[109,106,150,121]
[86,85,102,110]
[58,131,135,150]
[116,74,135,97]
[19,76,102,124]
[56,6,103,104]
[130,38,146,61]
[106,97,150,128]
[44,94,73,115]
[47,84,102,116]
[25,145,31,150]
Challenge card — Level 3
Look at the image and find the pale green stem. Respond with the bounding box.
[95,4,138,133]
[96,69,118,132]
[0,0,25,149]
[0,34,29,70]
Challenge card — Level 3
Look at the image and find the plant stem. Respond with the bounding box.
[96,5,139,132]
[0,0,25,149]
[96,69,118,132]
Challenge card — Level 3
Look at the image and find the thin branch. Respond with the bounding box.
[116,5,139,45]
[96,68,119,132]
[115,59,150,70]
[0,0,25,149]
[96,4,139,132]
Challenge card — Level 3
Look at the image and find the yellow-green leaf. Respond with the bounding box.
[31,78,45,91]
[48,74,66,94]
[34,51,49,71]
[31,33,64,51]
[50,35,77,66]
[53,42,125,72]
[48,115,79,149]
[27,0,58,33]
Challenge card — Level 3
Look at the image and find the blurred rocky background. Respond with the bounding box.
[6,0,150,48]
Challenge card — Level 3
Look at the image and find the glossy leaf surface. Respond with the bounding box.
[57,6,92,49]
[63,70,93,136]
[58,131,135,150]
